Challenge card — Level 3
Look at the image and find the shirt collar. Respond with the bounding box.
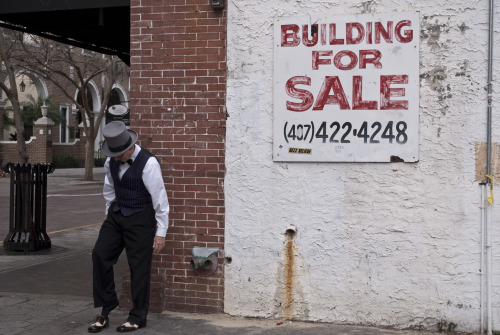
[129,144,141,162]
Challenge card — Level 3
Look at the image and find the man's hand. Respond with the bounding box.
[153,236,165,254]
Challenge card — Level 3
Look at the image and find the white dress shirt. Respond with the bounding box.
[103,145,170,237]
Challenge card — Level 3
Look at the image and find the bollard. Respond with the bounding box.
[2,163,55,252]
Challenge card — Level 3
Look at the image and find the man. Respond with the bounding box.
[89,121,169,333]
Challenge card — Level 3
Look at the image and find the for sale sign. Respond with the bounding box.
[273,12,420,162]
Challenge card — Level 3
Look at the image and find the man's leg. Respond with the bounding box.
[122,207,156,325]
[92,213,124,315]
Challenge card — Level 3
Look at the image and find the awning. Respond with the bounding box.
[0,0,130,65]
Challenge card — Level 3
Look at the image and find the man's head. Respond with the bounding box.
[101,121,138,161]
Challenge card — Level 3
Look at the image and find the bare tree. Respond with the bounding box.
[0,28,29,163]
[13,31,128,180]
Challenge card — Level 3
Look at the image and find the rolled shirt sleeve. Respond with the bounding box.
[143,158,170,237]
[103,158,116,214]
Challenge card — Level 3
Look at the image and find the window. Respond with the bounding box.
[60,105,69,143]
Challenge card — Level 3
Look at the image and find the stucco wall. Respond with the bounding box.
[224,0,500,332]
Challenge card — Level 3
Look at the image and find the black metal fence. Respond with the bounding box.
[2,163,55,252]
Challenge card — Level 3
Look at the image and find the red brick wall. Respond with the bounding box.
[127,0,227,313]
[1,126,87,165]
[30,124,52,163]
[0,141,21,164]
[1,123,55,164]
[52,138,86,162]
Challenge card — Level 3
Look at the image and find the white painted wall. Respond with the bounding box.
[224,0,500,332]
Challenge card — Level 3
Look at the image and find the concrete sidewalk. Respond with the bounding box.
[0,226,443,335]
[0,169,455,335]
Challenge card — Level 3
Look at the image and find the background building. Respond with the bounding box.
[0,39,130,166]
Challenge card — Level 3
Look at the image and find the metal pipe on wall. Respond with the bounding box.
[484,0,495,334]
[486,2,494,177]
[487,199,493,335]
[480,183,486,335]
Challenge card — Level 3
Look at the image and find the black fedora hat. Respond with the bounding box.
[101,121,138,157]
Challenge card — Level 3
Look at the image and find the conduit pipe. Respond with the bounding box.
[487,191,493,335]
[480,182,486,335]
[483,0,495,334]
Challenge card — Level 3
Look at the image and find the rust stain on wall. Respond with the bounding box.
[475,142,500,184]
[283,229,296,320]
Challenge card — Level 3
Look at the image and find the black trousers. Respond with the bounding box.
[92,203,156,324]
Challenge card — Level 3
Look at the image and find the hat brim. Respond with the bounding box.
[101,130,138,157]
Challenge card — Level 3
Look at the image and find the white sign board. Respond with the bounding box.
[106,104,130,125]
[273,12,420,162]
[108,104,128,116]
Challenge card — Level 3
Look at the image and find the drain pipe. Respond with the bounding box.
[484,0,494,334]
[486,184,492,335]
[480,182,486,335]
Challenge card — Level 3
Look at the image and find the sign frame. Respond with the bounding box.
[273,12,420,162]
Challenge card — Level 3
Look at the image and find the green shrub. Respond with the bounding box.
[52,154,83,168]
[94,157,106,167]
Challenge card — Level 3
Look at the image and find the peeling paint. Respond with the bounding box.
[360,0,377,14]
[421,16,451,50]
[283,229,295,320]
[455,60,469,77]
[458,22,469,34]
[420,67,449,115]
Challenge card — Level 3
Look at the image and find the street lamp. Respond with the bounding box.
[19,78,26,92]
[41,103,48,117]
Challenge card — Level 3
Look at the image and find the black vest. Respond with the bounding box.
[110,148,154,216]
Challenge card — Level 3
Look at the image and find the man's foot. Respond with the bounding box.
[88,314,109,333]
[116,320,147,332]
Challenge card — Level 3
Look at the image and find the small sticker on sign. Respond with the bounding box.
[289,148,312,154]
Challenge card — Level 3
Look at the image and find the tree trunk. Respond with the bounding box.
[11,99,29,163]
[83,117,96,181]
[84,138,95,181]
